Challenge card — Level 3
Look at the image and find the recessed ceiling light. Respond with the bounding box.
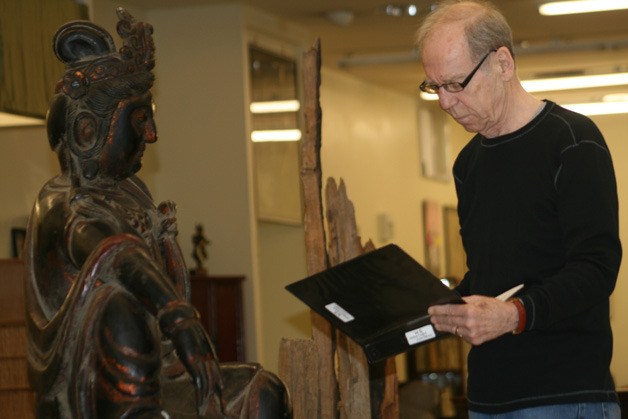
[383,4,419,17]
[327,10,354,26]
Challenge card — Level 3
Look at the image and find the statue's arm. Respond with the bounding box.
[69,220,223,415]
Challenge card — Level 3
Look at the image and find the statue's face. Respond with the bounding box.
[100,92,156,180]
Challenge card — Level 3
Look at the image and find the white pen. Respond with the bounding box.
[496,284,524,301]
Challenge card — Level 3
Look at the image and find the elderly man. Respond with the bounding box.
[418,1,622,418]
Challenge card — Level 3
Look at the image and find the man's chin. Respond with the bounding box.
[455,118,476,133]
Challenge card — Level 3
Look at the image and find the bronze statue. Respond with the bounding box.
[24,8,290,418]
[192,224,211,274]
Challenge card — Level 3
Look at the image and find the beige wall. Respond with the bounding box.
[0,2,626,387]
[320,68,459,264]
[0,126,55,256]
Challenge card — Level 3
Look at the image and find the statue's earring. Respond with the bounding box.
[71,112,101,179]
[82,159,100,180]
[73,112,98,152]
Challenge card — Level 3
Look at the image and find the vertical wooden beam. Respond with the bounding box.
[300,39,339,419]
[278,339,319,418]
[279,39,399,419]
[325,178,399,419]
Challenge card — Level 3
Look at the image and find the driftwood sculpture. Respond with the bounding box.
[24,8,290,418]
[278,41,399,419]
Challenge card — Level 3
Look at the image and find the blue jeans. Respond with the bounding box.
[469,402,621,419]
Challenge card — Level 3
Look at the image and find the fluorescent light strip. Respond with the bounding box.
[419,93,628,115]
[0,111,44,127]
[420,91,439,101]
[522,72,628,93]
[250,129,302,142]
[563,101,628,116]
[539,1,628,16]
[249,100,300,114]
[420,72,628,101]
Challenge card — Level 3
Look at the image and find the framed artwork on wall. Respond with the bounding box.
[443,206,466,283]
[418,103,451,182]
[422,200,444,277]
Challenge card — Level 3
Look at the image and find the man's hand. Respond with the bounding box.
[427,295,520,345]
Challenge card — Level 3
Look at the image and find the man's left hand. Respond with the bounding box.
[428,295,520,345]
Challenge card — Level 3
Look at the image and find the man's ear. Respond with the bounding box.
[496,47,516,81]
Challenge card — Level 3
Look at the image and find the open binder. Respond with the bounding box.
[286,244,464,364]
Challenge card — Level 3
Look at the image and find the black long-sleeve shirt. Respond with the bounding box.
[453,100,622,413]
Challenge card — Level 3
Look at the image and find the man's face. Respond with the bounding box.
[421,25,503,136]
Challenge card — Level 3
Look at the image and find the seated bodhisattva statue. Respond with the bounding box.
[24,8,290,418]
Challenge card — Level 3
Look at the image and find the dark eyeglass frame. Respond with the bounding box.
[419,49,498,95]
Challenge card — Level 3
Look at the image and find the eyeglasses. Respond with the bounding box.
[419,49,497,95]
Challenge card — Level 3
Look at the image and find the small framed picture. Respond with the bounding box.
[11,228,26,259]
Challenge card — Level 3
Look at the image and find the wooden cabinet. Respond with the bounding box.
[189,273,245,362]
[0,259,35,419]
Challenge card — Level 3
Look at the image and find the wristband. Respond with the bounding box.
[510,298,526,334]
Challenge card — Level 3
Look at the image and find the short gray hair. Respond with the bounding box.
[416,0,514,62]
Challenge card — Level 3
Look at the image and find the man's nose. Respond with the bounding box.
[437,88,457,111]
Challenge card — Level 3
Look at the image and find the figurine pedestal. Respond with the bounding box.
[189,273,245,362]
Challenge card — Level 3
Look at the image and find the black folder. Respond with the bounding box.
[285,244,464,364]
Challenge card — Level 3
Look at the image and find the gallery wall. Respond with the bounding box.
[0,1,626,388]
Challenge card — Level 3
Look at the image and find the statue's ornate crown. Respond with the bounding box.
[54,8,155,99]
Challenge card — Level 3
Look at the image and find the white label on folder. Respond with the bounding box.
[325,302,355,323]
[405,325,436,345]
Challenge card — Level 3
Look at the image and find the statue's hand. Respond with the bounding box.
[159,302,223,415]
[157,201,178,235]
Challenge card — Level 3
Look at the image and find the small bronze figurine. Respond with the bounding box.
[192,224,211,274]
[24,8,290,418]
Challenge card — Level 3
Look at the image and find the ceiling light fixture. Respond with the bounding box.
[563,100,628,116]
[249,100,300,114]
[419,72,628,101]
[539,0,628,16]
[0,112,45,127]
[419,92,628,115]
[420,92,438,101]
[250,129,302,142]
[521,72,628,92]
[327,10,354,26]
[384,4,419,17]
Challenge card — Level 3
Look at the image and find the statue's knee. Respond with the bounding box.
[95,293,163,418]
[220,363,292,418]
[253,370,292,419]
[98,292,160,383]
[100,292,157,356]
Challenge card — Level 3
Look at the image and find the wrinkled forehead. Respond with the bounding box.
[421,24,472,79]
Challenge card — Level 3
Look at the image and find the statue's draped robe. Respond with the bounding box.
[25,174,194,416]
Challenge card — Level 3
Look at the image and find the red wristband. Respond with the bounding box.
[510,298,526,334]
